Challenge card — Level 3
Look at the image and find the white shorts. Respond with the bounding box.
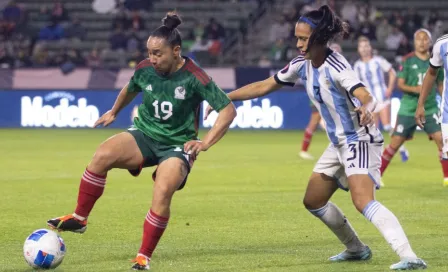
[442,123,448,156]
[313,141,383,191]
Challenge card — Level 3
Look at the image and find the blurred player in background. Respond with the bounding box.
[299,42,341,160]
[206,5,426,270]
[354,37,410,165]
[47,13,236,270]
[381,29,448,186]
[416,33,448,186]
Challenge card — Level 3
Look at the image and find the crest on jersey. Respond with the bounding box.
[174,86,186,100]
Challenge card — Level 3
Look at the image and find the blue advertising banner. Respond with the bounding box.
[0,89,433,130]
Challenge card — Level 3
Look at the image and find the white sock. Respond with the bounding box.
[72,213,86,221]
[363,200,417,260]
[309,202,365,252]
[398,145,407,153]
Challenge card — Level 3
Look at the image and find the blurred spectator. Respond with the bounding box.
[204,18,225,40]
[14,46,32,67]
[130,10,144,31]
[269,16,291,43]
[112,9,129,30]
[127,30,142,51]
[51,1,69,23]
[258,55,272,68]
[395,36,413,58]
[426,11,440,28]
[65,16,86,41]
[403,8,423,39]
[37,6,51,23]
[86,48,101,68]
[376,17,392,46]
[340,0,358,28]
[66,49,85,66]
[127,50,145,68]
[124,0,153,11]
[32,46,52,67]
[0,43,14,68]
[385,26,405,50]
[38,19,64,40]
[270,39,286,62]
[3,1,22,25]
[356,21,376,40]
[0,17,16,39]
[190,37,212,52]
[188,19,205,41]
[109,26,128,51]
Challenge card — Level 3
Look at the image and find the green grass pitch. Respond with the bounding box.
[1,129,447,271]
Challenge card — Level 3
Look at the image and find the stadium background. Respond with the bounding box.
[2,1,448,272]
[1,0,446,130]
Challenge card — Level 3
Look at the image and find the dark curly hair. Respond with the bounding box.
[298,5,349,52]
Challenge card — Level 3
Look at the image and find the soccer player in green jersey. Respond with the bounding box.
[380,29,448,184]
[47,13,236,270]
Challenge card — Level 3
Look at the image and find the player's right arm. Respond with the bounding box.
[94,79,139,127]
[416,40,443,128]
[397,59,420,94]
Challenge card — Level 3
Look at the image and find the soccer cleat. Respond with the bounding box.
[329,246,372,262]
[443,178,448,187]
[47,214,87,234]
[390,258,427,270]
[131,255,150,270]
[400,149,409,162]
[299,151,314,160]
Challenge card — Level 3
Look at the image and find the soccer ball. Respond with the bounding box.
[23,229,66,269]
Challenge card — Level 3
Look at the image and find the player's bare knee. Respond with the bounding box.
[351,196,370,213]
[91,146,116,171]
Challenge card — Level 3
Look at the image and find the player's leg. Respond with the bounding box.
[133,157,188,270]
[47,132,144,233]
[300,110,321,160]
[424,114,448,185]
[304,145,370,261]
[345,142,426,269]
[381,115,416,175]
[379,104,392,132]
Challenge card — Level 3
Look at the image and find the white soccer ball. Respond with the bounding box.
[23,229,66,269]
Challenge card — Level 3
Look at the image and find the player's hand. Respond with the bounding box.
[204,105,215,120]
[184,140,209,158]
[385,88,393,98]
[415,105,426,129]
[94,110,116,128]
[355,106,373,126]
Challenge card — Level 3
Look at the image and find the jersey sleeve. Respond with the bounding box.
[397,59,409,79]
[127,75,142,93]
[335,67,365,94]
[195,79,231,112]
[430,40,443,68]
[377,56,392,72]
[273,57,305,86]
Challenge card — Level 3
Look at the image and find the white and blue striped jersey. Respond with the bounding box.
[274,50,383,145]
[353,56,392,102]
[430,34,448,124]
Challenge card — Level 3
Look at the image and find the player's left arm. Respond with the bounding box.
[184,80,236,155]
[416,41,443,128]
[338,68,376,126]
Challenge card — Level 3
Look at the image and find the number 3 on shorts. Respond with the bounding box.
[347,143,357,161]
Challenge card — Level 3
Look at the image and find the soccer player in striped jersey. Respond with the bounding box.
[299,42,341,160]
[46,13,236,270]
[416,33,448,186]
[354,37,410,163]
[206,5,426,270]
[382,29,448,186]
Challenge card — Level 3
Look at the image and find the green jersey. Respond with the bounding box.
[397,52,443,116]
[127,57,231,145]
